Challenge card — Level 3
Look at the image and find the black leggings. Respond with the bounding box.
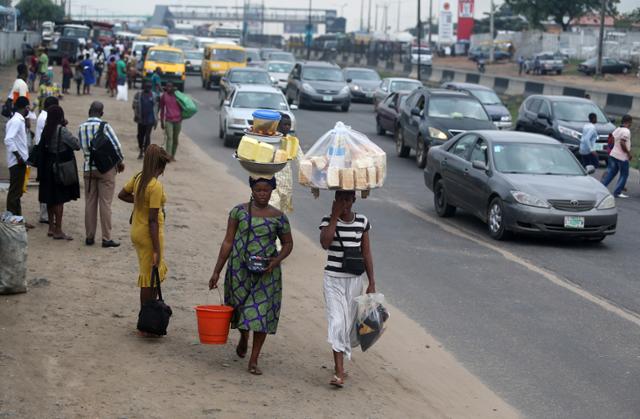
[137,124,153,151]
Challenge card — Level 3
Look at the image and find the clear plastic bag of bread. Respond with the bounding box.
[298,122,386,190]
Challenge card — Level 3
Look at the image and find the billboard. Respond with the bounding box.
[438,1,454,44]
[457,0,475,40]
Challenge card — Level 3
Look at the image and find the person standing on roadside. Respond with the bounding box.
[117,145,171,336]
[10,64,29,104]
[3,97,33,228]
[517,56,524,76]
[82,53,96,95]
[61,55,72,95]
[74,56,84,96]
[106,57,117,97]
[602,115,633,198]
[132,81,157,159]
[150,67,163,99]
[78,101,125,248]
[159,82,182,159]
[127,51,138,89]
[34,96,60,224]
[38,48,49,87]
[28,53,38,92]
[116,55,127,87]
[319,190,376,388]
[579,113,600,169]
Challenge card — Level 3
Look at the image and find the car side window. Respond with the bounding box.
[383,93,395,107]
[381,79,389,91]
[415,95,425,114]
[538,100,550,116]
[527,99,541,113]
[450,135,478,159]
[470,139,488,164]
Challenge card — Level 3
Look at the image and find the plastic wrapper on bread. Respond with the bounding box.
[298,122,387,190]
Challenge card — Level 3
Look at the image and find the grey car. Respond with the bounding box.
[343,67,381,103]
[219,67,274,107]
[424,131,617,241]
[285,61,350,112]
[373,77,422,109]
[441,82,512,129]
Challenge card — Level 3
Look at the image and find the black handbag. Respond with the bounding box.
[243,200,270,274]
[335,229,366,276]
[52,127,79,186]
[1,98,13,118]
[137,267,172,336]
[27,142,45,168]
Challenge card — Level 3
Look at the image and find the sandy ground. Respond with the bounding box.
[0,66,518,419]
[434,56,640,95]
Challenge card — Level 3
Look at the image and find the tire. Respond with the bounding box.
[295,91,304,109]
[557,70,562,75]
[341,102,350,112]
[376,118,385,135]
[487,197,510,240]
[514,124,523,131]
[395,127,410,158]
[218,118,224,139]
[223,132,237,148]
[434,179,456,217]
[415,137,427,168]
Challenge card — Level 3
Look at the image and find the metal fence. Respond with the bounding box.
[0,31,40,65]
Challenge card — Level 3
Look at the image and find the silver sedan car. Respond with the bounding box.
[373,77,423,109]
[219,84,297,147]
[425,131,617,241]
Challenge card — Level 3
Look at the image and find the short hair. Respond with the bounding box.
[335,190,356,200]
[14,96,29,109]
[279,112,292,123]
[89,101,104,116]
[43,96,59,110]
[17,63,27,75]
[588,113,597,123]
[621,114,632,125]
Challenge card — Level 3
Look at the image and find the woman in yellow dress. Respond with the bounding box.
[118,145,172,327]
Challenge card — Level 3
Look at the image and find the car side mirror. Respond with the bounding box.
[382,87,387,92]
[537,112,549,121]
[472,160,488,171]
[346,78,352,83]
[290,104,298,110]
[247,57,252,63]
[585,165,596,175]
[221,77,228,83]
[222,100,230,107]
[185,60,191,65]
[411,107,422,117]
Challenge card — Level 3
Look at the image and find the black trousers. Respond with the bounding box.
[137,123,153,151]
[7,163,26,216]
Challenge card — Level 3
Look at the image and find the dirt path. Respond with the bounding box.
[0,67,518,419]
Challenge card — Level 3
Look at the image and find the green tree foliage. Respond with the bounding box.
[473,4,528,34]
[16,0,64,26]
[614,7,640,29]
[504,0,619,31]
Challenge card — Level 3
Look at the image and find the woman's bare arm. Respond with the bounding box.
[361,230,376,293]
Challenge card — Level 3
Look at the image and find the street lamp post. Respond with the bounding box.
[417,0,421,81]
[368,0,372,33]
[489,0,495,64]
[306,0,312,60]
[596,0,606,75]
[427,0,432,44]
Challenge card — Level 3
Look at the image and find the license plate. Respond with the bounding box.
[564,216,585,229]
[322,95,333,102]
[595,143,606,151]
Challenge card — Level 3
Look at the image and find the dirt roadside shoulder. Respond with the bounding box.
[0,66,518,419]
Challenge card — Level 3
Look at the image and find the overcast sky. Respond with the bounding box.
[59,0,637,33]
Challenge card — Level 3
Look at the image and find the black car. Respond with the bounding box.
[441,82,512,129]
[578,57,633,75]
[515,95,615,160]
[219,67,273,106]
[285,61,350,112]
[395,88,496,168]
[343,67,381,103]
[375,91,409,135]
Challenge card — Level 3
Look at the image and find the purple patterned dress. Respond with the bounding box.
[224,204,291,334]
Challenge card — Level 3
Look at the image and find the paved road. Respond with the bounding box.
[181,77,640,419]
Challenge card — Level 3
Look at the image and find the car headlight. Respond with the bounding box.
[510,191,550,208]
[340,86,350,94]
[175,71,182,76]
[146,69,153,74]
[597,194,616,210]
[500,115,511,122]
[428,127,448,140]
[352,85,360,91]
[302,83,315,92]
[271,76,277,83]
[231,118,246,125]
[558,126,582,140]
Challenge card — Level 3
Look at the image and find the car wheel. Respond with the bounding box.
[201,78,206,88]
[295,91,305,109]
[376,118,385,135]
[341,103,350,112]
[223,130,237,148]
[415,137,428,168]
[218,118,224,139]
[514,123,523,131]
[488,197,510,240]
[557,70,562,75]
[434,179,456,217]
[395,127,410,158]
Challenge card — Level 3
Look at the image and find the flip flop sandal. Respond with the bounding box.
[47,232,54,237]
[248,365,263,375]
[330,375,344,388]
[53,234,73,241]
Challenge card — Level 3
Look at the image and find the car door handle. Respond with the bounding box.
[442,160,447,167]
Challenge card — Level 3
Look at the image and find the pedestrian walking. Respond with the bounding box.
[81,53,96,95]
[28,53,38,92]
[132,81,157,159]
[517,55,524,76]
[61,55,72,94]
[602,115,633,198]
[533,56,541,75]
[117,145,171,335]
[78,101,125,247]
[10,64,30,104]
[208,176,294,375]
[579,113,600,168]
[38,105,81,240]
[94,49,105,87]
[34,96,60,224]
[74,56,84,96]
[127,52,138,89]
[106,57,117,97]
[319,190,376,388]
[159,82,182,159]
[116,55,127,86]
[150,67,163,98]
[37,48,49,87]
[3,96,33,228]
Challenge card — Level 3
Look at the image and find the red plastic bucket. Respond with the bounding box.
[195,290,234,344]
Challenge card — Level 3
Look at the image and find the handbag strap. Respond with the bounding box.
[152,266,164,301]
[242,199,254,260]
[88,121,107,194]
[334,213,362,251]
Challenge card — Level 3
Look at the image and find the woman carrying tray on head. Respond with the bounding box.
[209,176,294,375]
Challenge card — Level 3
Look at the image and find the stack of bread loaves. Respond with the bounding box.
[298,122,386,191]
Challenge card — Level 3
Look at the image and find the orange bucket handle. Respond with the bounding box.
[207,286,224,306]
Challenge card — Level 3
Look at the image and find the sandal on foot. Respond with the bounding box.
[53,234,73,241]
[330,375,344,388]
[236,343,247,358]
[248,365,263,375]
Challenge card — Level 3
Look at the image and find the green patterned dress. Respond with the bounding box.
[224,204,291,334]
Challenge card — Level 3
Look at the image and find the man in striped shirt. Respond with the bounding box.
[78,101,125,248]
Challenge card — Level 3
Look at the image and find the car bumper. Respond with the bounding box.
[504,202,617,237]
[350,90,375,102]
[227,123,248,137]
[208,73,224,84]
[493,121,513,130]
[542,65,563,72]
[300,92,350,107]
[186,65,201,74]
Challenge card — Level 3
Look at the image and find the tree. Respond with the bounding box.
[473,4,528,34]
[615,7,640,29]
[16,0,64,27]
[504,0,619,31]
[0,0,11,7]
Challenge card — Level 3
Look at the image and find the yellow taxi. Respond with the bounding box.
[202,43,246,89]
[143,45,186,91]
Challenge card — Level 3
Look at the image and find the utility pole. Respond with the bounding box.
[384,4,389,34]
[489,0,495,64]
[360,0,364,31]
[375,4,379,31]
[596,0,606,75]
[306,0,312,60]
[367,0,372,33]
[397,1,401,32]
[417,0,421,80]
[427,0,432,44]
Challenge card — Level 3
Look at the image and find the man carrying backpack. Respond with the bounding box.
[78,101,125,247]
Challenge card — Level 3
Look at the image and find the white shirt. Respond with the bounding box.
[35,110,47,145]
[4,112,28,168]
[610,127,632,162]
[10,78,28,101]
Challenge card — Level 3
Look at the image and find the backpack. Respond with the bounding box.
[174,90,198,120]
[1,98,13,118]
[89,122,121,174]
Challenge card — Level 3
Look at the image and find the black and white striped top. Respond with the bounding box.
[319,214,371,277]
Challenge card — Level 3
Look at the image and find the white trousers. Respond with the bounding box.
[323,273,364,360]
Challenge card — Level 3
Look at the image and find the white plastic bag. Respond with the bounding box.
[0,219,28,294]
[116,84,128,102]
[354,293,389,351]
[298,122,386,190]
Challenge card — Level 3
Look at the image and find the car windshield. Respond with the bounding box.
[469,89,502,105]
[260,49,279,60]
[345,70,380,81]
[63,27,90,38]
[246,50,260,62]
[552,101,607,123]
[492,143,584,175]
[411,48,431,54]
[428,97,489,120]
[148,50,183,63]
[185,51,202,60]
[212,49,245,63]
[302,67,344,82]
[172,39,192,49]
[267,62,293,73]
[229,71,271,84]
[390,80,421,92]
[233,92,289,110]
[268,52,294,62]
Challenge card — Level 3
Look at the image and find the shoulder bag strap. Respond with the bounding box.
[54,126,62,165]
[152,266,164,301]
[242,199,253,260]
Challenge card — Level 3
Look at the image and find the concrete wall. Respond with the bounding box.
[0,31,40,65]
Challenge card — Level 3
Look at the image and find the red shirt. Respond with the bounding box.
[160,93,182,123]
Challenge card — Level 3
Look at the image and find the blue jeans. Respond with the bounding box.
[579,153,599,168]
[601,156,629,196]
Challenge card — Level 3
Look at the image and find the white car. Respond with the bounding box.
[219,85,297,147]
[184,49,203,74]
[265,60,294,92]
[410,47,433,66]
